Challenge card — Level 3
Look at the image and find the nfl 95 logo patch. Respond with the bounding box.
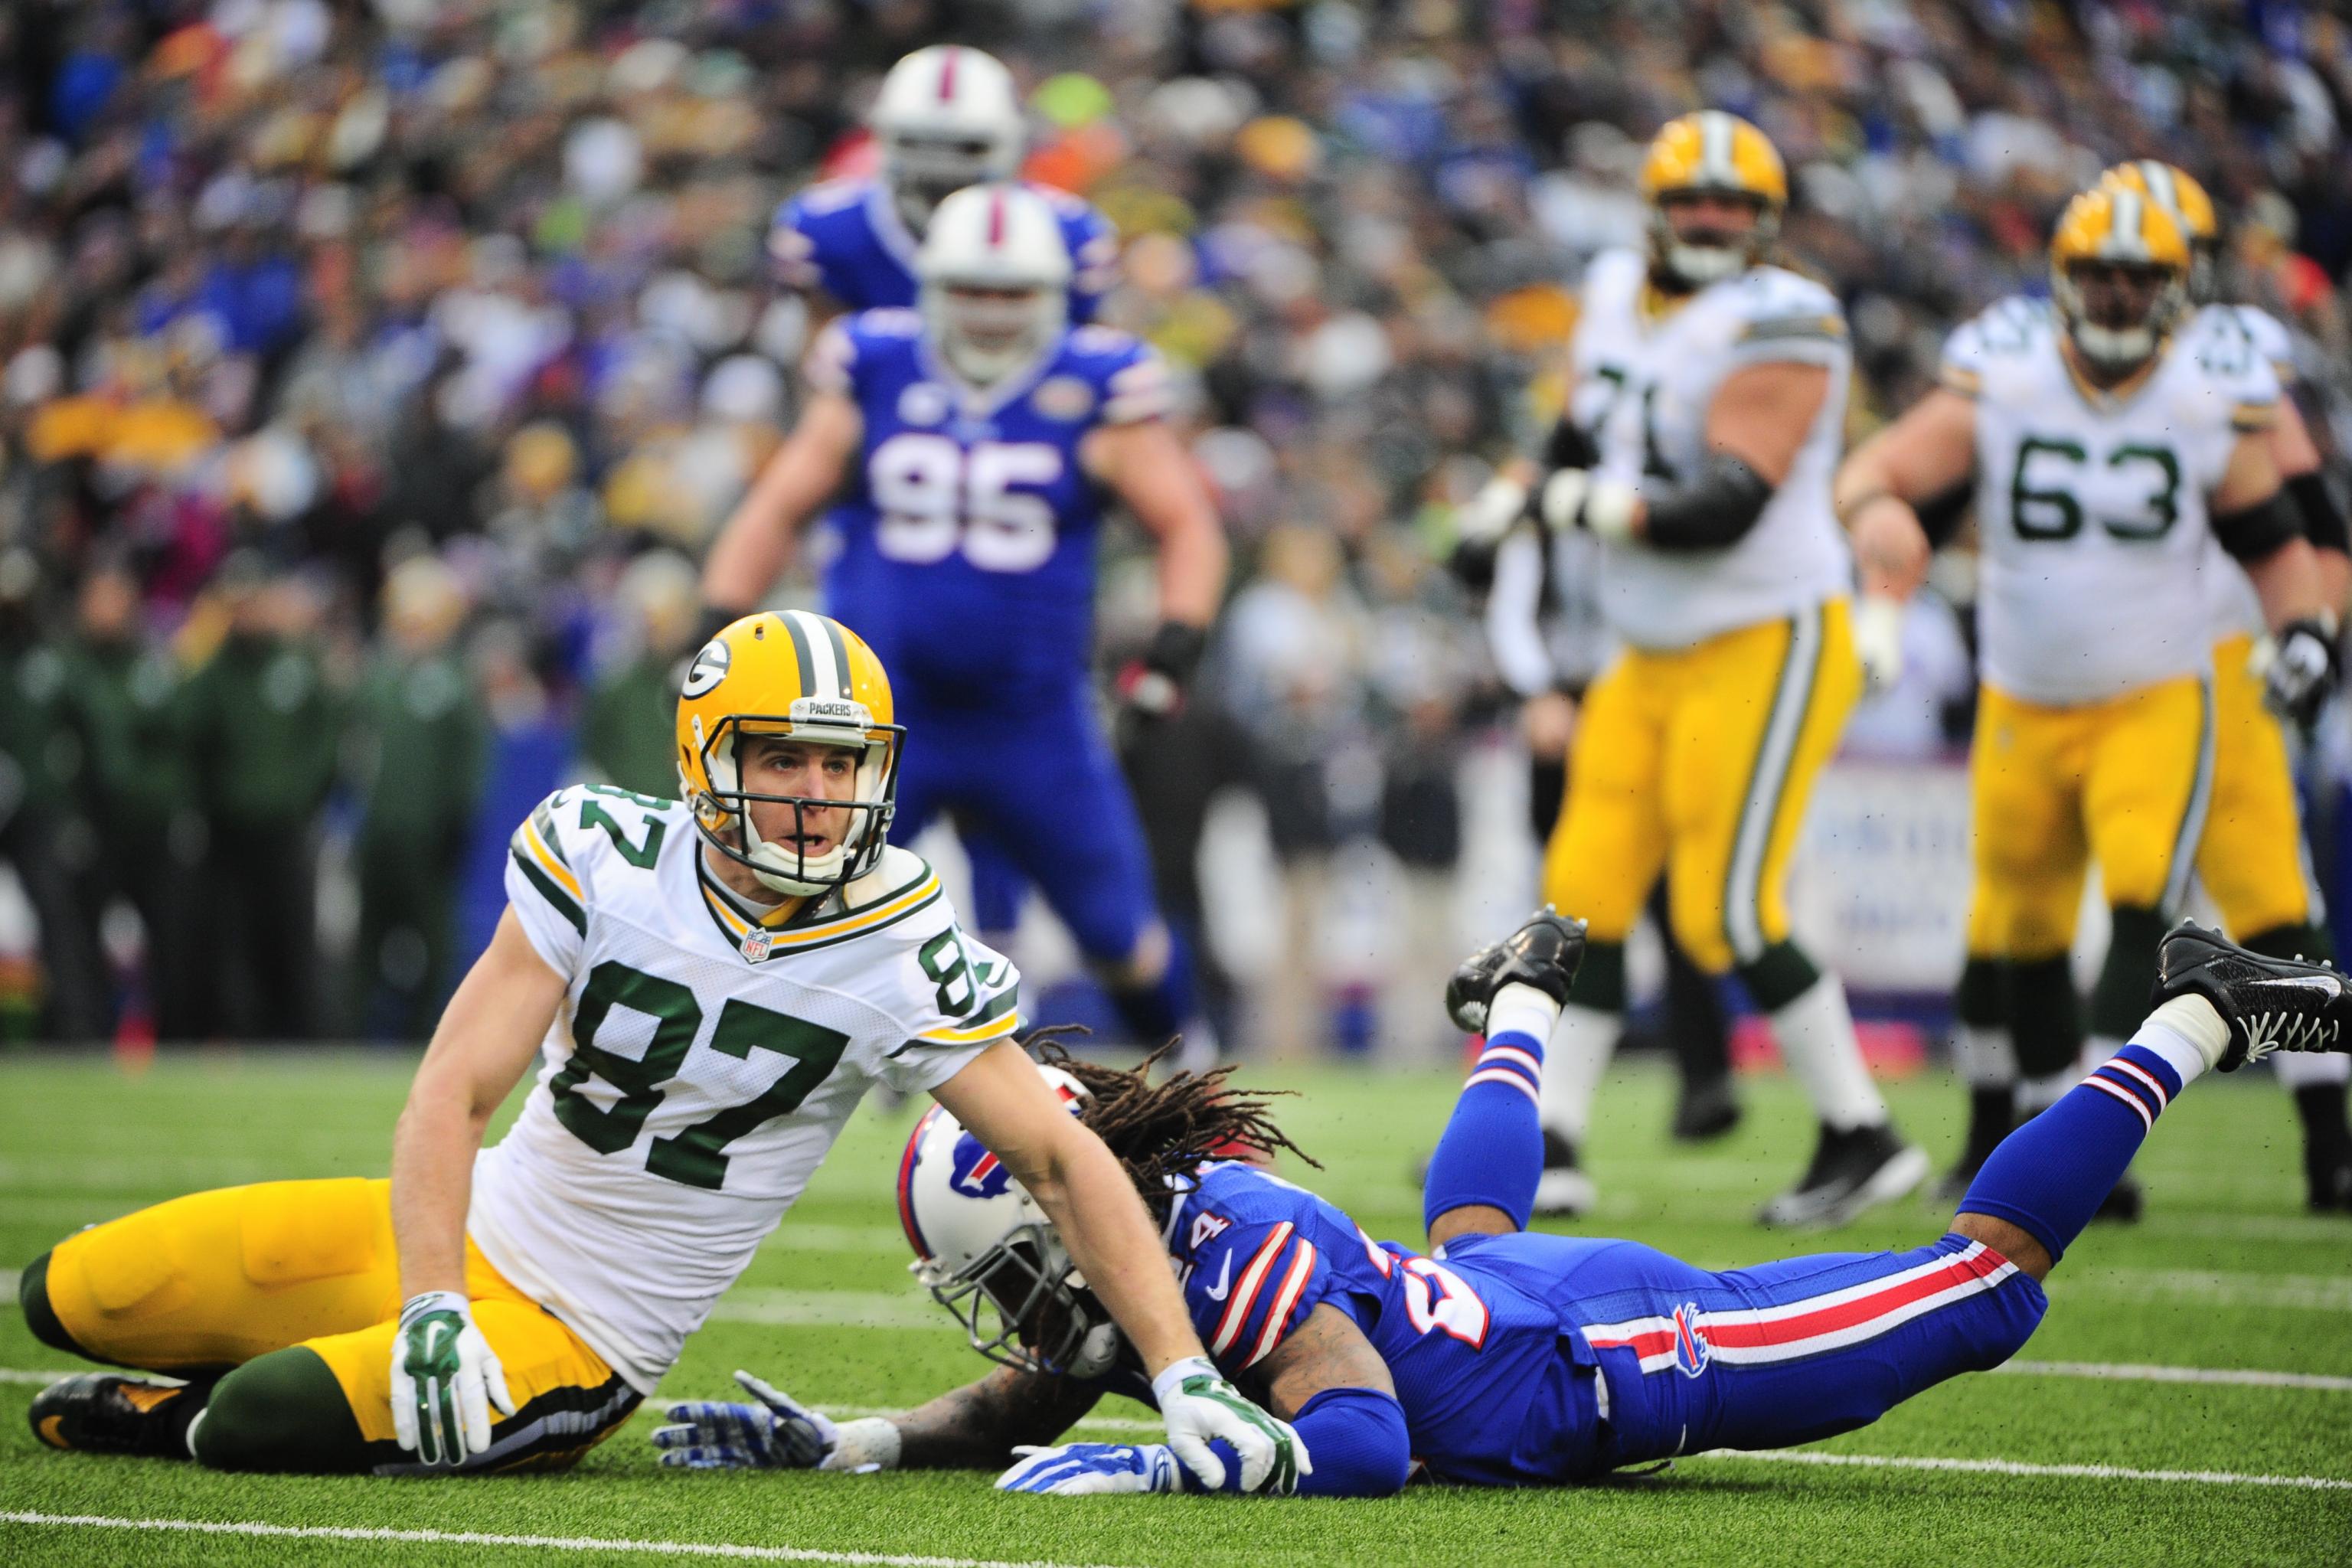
[1033,376,1096,422]
[1671,1302,1712,1378]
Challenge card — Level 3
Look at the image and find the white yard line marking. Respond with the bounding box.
[1996,1360,2352,1392]
[2063,1268,2352,1312]
[1696,1449,2352,1490]
[0,1513,1125,1567]
[707,1291,940,1330]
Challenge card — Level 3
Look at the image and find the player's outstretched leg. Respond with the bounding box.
[1425,910,1586,1244]
[1958,921,2352,1266]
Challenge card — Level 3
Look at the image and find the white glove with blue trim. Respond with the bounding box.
[998,1442,1190,1496]
[650,1370,899,1472]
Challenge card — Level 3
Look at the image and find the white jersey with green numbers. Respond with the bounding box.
[2195,302,2301,642]
[1566,247,1854,650]
[1940,296,2282,706]
[475,784,1019,1393]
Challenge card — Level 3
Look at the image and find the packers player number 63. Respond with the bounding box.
[1835,183,2337,1198]
[21,611,1302,1493]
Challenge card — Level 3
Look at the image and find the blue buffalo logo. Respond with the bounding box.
[949,1133,1012,1199]
[1671,1302,1712,1379]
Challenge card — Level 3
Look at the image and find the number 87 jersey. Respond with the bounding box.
[809,307,1171,700]
[478,782,1021,1398]
[1942,299,2283,707]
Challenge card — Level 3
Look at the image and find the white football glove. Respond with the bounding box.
[1151,1355,1311,1494]
[1853,593,1907,694]
[998,1442,1188,1496]
[389,1290,515,1468]
[1458,475,1531,547]
[1538,469,1641,542]
[650,1370,900,1472]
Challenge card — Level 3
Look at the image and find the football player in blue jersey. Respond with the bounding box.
[703,181,1223,1053]
[756,45,1121,949]
[768,45,1119,322]
[653,910,2352,1494]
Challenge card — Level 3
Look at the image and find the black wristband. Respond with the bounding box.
[2288,470,2350,555]
[2213,490,2303,563]
[1640,452,1775,552]
[697,603,744,648]
[1544,418,1600,472]
[1144,620,1208,687]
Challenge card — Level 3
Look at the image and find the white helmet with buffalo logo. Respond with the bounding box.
[897,1061,1125,1378]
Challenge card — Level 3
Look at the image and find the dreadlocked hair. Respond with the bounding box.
[1027,1028,1319,1223]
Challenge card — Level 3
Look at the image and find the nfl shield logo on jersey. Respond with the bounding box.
[949,1132,1013,1198]
[740,928,773,962]
[1671,1302,1712,1378]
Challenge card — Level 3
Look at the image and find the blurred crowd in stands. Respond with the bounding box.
[2,0,2349,1047]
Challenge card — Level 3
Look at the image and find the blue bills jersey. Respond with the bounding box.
[770,178,1119,320]
[1165,1163,1607,1487]
[1162,1162,2046,1484]
[808,308,1171,704]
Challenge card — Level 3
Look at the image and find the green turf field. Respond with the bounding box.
[2,1050,2347,1566]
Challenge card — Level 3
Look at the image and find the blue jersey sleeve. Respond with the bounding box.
[1177,1184,1332,1371]
[770,181,874,305]
[1044,191,1119,323]
[1063,326,1169,426]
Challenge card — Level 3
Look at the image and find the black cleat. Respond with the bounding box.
[1530,1128,1594,1217]
[1446,908,1589,1034]
[2152,921,2352,1071]
[1759,1122,1930,1228]
[28,1374,198,1458]
[1670,1075,1743,1143]
[2310,1151,2352,1214]
[1934,1086,2016,1200]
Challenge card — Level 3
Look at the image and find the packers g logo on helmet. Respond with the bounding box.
[2048,185,2191,377]
[675,611,904,899]
[1640,111,1787,289]
[2101,160,2219,300]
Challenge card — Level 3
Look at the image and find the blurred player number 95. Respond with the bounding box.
[871,434,1061,573]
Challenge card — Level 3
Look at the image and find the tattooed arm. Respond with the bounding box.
[892,1364,1109,1469]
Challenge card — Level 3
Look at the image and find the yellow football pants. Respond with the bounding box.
[41,1178,636,1470]
[1966,675,2213,962]
[2197,633,2317,937]
[1543,598,1861,975]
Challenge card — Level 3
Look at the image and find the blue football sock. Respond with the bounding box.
[1957,1006,2213,1263]
[1424,985,1555,1233]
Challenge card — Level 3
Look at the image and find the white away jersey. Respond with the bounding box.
[1566,247,1854,649]
[478,785,1019,1391]
[2194,303,2298,642]
[1940,297,2280,705]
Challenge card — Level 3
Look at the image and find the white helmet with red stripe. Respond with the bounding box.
[916,182,1071,384]
[897,1061,1126,1378]
[872,45,1024,234]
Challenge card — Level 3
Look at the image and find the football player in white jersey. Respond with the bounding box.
[2101,160,2352,1213]
[1836,186,2338,1207]
[1454,111,1924,1227]
[21,612,1303,1493]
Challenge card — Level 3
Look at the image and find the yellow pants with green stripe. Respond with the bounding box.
[2197,633,2317,939]
[1965,675,2213,962]
[1542,597,1861,975]
[41,1178,637,1472]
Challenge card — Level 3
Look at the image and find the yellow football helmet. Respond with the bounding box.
[675,610,903,897]
[1639,111,1788,288]
[2048,185,2190,377]
[2101,159,2219,299]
